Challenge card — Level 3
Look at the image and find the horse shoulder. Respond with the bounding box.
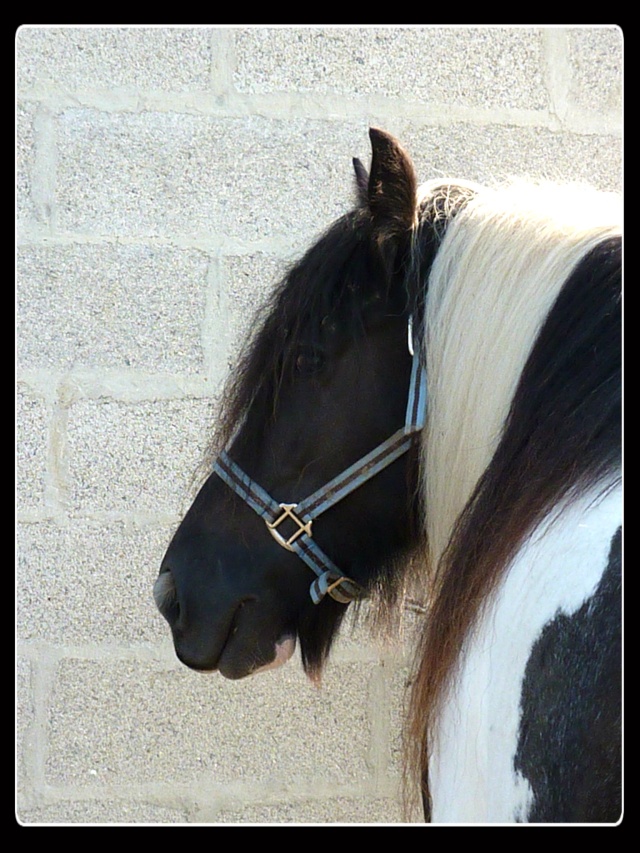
[430,484,622,823]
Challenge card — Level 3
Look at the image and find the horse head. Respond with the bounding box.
[155,130,428,679]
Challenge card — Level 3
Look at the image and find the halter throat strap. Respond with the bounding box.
[213,325,427,604]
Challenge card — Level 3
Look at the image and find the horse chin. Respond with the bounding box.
[217,633,296,680]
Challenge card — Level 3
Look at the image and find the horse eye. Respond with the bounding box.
[295,349,324,374]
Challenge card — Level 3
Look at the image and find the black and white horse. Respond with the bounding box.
[154,129,621,823]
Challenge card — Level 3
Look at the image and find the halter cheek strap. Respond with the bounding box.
[213,321,427,605]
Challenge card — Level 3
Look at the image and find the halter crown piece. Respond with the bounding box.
[213,318,427,604]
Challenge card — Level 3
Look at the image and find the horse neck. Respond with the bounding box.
[420,181,621,570]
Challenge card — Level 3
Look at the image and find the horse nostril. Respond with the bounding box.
[153,569,180,625]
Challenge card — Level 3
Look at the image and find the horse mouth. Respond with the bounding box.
[155,566,297,678]
[217,608,297,679]
[198,599,297,680]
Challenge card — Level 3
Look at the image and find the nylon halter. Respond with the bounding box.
[213,318,427,605]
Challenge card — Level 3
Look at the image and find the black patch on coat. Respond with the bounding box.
[515,527,621,822]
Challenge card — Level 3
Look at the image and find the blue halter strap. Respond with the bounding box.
[213,320,427,605]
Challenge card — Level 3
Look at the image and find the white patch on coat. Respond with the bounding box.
[251,635,296,675]
[429,483,621,823]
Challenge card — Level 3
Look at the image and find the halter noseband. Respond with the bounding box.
[213,319,427,605]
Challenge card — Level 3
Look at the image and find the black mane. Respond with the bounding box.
[214,207,417,456]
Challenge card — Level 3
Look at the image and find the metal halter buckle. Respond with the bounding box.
[266,504,313,552]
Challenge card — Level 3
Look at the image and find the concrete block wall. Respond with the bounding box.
[16,26,622,824]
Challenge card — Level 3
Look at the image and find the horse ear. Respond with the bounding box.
[353,157,369,206]
[366,127,418,238]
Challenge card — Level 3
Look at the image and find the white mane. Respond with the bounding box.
[418,179,622,569]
